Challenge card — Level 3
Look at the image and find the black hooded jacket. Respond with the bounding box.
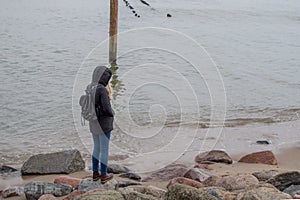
[89,66,114,134]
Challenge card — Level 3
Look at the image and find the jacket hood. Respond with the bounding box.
[91,66,112,86]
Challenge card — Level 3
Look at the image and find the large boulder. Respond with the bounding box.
[238,150,277,165]
[165,184,217,200]
[73,189,124,200]
[283,184,300,197]
[24,182,73,200]
[54,176,81,188]
[195,150,232,164]
[216,174,259,191]
[183,168,214,182]
[143,164,188,181]
[267,171,300,191]
[21,150,85,175]
[167,177,204,189]
[236,183,292,200]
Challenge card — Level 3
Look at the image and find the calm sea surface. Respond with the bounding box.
[1,0,300,165]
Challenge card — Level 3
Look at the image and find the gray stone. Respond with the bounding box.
[201,187,237,200]
[119,172,141,181]
[2,186,24,198]
[120,189,159,200]
[237,183,292,200]
[216,174,259,191]
[73,189,124,200]
[165,184,218,200]
[167,177,204,189]
[103,179,120,190]
[267,171,300,191]
[143,164,188,181]
[206,188,223,200]
[0,165,18,174]
[183,168,214,182]
[195,150,232,164]
[283,184,300,197]
[122,185,166,199]
[24,182,72,200]
[252,170,278,181]
[21,149,85,175]
[77,178,103,192]
[77,178,118,192]
[107,164,131,174]
[117,181,143,188]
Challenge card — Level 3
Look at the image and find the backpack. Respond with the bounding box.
[79,84,98,125]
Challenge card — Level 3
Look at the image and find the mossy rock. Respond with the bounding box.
[72,190,124,200]
[165,184,217,200]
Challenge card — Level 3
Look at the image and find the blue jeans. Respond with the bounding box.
[92,131,111,174]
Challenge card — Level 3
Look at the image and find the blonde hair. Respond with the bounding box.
[106,83,113,100]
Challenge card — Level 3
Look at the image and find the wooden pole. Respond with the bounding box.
[109,0,118,65]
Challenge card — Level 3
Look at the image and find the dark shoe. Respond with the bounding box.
[100,173,113,184]
[93,171,101,181]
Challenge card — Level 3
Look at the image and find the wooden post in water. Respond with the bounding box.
[109,0,118,65]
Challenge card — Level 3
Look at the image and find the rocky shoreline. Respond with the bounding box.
[1,149,300,200]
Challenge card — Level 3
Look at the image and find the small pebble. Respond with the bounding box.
[256,139,272,145]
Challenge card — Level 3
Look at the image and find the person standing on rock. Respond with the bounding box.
[89,66,114,183]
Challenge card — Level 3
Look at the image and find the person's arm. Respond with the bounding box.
[99,87,114,117]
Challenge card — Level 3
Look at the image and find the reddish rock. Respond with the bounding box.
[38,194,57,200]
[216,174,259,191]
[54,176,81,188]
[167,177,204,189]
[239,150,277,165]
[143,164,188,181]
[62,190,85,200]
[195,150,233,164]
[183,168,214,182]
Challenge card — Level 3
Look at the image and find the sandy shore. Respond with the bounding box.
[1,145,300,200]
[1,120,299,199]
